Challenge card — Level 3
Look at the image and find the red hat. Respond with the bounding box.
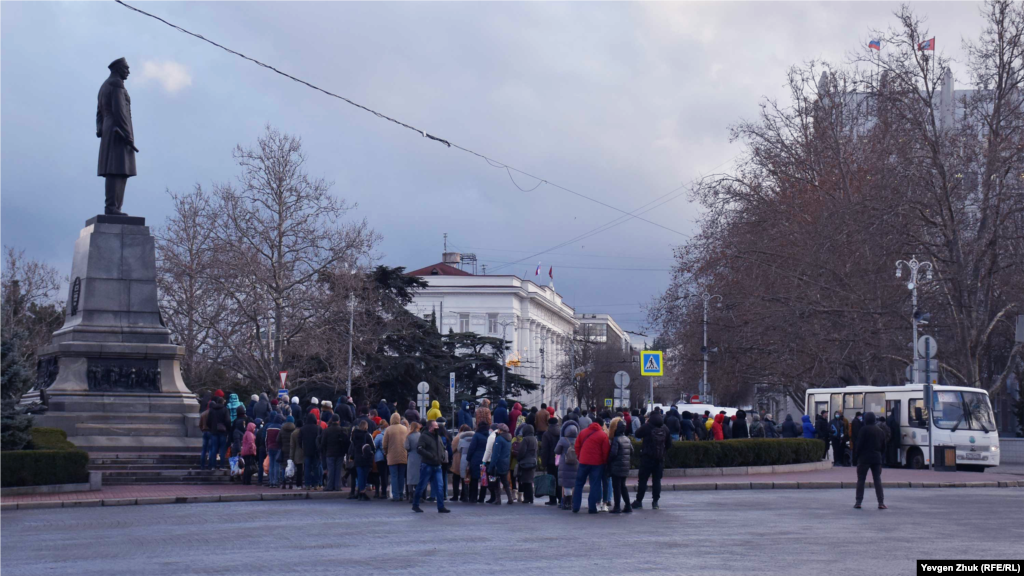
[547,407,555,416]
[214,389,225,398]
[271,399,279,406]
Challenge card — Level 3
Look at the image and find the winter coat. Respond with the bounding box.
[337,402,356,424]
[851,416,864,452]
[607,427,633,477]
[299,415,321,456]
[457,401,475,430]
[535,407,552,435]
[853,413,886,465]
[404,402,421,424]
[516,424,538,470]
[665,410,682,435]
[574,423,610,466]
[96,73,137,177]
[815,414,830,441]
[376,401,392,423]
[509,403,522,431]
[265,420,282,451]
[680,418,696,441]
[253,393,271,421]
[466,426,490,476]
[781,415,800,438]
[453,431,473,477]
[290,423,306,463]
[426,400,442,422]
[540,423,560,473]
[227,393,242,424]
[279,422,297,460]
[711,414,725,441]
[801,415,816,439]
[404,431,422,484]
[493,400,509,426]
[722,416,734,439]
[207,397,230,434]
[488,433,512,475]
[241,423,257,456]
[382,422,409,465]
[373,430,386,463]
[319,422,349,458]
[475,402,492,428]
[829,416,848,441]
[349,428,373,468]
[732,410,749,439]
[554,426,579,488]
[417,429,447,467]
[749,414,765,438]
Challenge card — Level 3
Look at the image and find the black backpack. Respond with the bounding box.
[647,425,668,459]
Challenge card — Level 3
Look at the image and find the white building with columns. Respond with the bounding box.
[406,255,577,409]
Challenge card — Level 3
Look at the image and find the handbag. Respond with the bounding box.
[285,459,296,479]
[534,473,555,497]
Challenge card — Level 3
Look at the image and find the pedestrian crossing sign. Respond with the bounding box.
[640,350,664,376]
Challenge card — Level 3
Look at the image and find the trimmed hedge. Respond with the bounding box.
[629,438,828,469]
[1,428,90,488]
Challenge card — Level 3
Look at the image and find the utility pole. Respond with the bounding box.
[539,335,547,407]
[687,292,721,404]
[346,293,355,398]
[498,318,517,399]
[896,255,933,383]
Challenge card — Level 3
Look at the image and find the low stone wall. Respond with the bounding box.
[627,458,832,478]
[0,471,102,497]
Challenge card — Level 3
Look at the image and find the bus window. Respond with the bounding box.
[864,393,884,418]
[908,398,929,428]
[814,401,829,419]
[844,393,864,412]
[830,394,841,416]
[885,400,901,425]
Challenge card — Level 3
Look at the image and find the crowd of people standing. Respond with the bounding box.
[198,393,890,513]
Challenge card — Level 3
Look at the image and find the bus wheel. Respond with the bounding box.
[907,448,925,470]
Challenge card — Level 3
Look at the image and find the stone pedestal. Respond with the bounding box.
[29,215,201,453]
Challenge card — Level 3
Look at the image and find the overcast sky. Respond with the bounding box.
[1,1,985,334]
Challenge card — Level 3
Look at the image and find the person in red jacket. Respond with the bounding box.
[711,413,725,441]
[572,422,610,514]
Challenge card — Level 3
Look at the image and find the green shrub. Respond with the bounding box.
[629,438,827,469]
[1,427,89,488]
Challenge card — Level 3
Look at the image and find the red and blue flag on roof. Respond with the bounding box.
[868,39,881,51]
[918,37,935,51]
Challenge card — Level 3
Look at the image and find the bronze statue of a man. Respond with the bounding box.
[96,57,139,216]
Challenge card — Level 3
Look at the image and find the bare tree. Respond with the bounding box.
[155,186,229,391]
[206,126,380,392]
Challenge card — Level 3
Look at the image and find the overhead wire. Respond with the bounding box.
[115,0,689,237]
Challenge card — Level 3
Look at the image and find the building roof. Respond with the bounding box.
[406,262,473,277]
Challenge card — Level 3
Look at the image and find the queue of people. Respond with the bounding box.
[197,394,682,514]
[198,394,890,512]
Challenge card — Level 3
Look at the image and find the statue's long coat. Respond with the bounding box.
[96,76,136,177]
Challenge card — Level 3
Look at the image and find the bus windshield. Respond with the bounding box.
[931,391,996,432]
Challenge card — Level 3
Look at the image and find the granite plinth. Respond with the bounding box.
[29,217,200,453]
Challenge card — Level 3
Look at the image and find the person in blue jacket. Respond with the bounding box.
[493,400,509,426]
[457,401,475,430]
[486,423,514,505]
[801,414,817,439]
[465,421,490,504]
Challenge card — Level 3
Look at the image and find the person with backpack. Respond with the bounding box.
[632,411,671,510]
[607,418,633,514]
[763,414,780,439]
[572,419,609,514]
[749,413,765,438]
[555,420,580,511]
[830,411,849,467]
[206,393,231,470]
[465,420,490,504]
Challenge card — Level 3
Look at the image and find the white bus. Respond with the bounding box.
[804,384,1000,470]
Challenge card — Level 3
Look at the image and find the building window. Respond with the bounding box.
[459,313,470,333]
[488,313,498,334]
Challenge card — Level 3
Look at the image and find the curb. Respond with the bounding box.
[2,480,1019,512]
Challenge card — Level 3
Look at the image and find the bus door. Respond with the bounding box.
[814,400,829,420]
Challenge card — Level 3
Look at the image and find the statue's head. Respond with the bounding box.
[108,57,130,80]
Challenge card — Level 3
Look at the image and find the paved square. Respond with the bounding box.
[2,488,1020,575]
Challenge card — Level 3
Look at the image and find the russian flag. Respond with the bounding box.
[548,266,553,279]
[868,39,881,51]
[918,37,935,51]
[535,263,541,276]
